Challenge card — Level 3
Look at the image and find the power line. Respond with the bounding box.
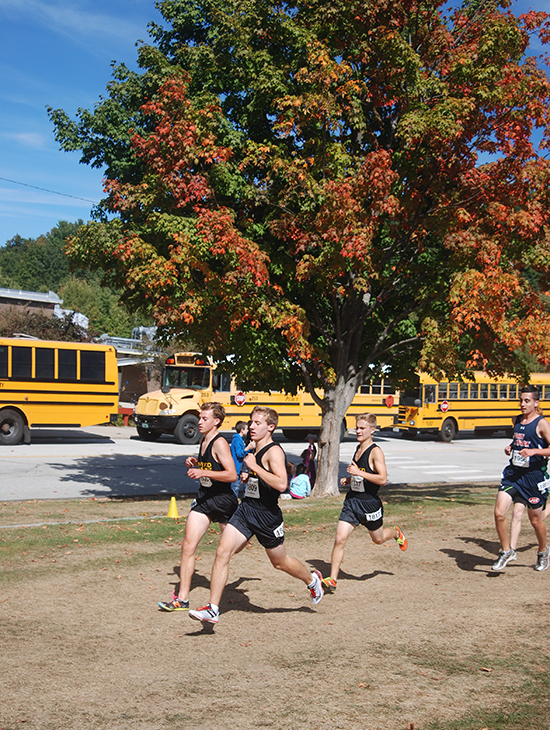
[0,176,100,204]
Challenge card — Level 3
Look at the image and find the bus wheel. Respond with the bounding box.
[439,418,457,443]
[136,426,162,442]
[174,414,200,445]
[0,409,25,445]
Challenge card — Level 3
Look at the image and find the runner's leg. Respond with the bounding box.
[527,506,547,552]
[329,520,355,581]
[494,490,513,551]
[265,543,314,585]
[178,510,211,600]
[510,501,525,551]
[209,523,249,608]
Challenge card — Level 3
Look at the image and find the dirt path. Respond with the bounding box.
[2,489,549,730]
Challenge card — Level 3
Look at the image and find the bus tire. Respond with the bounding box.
[136,426,162,442]
[439,418,457,443]
[174,414,200,445]
[0,408,25,445]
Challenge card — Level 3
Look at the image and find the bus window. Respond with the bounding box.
[460,383,468,399]
[438,383,448,400]
[212,372,231,392]
[470,383,479,399]
[360,384,371,394]
[544,385,550,400]
[383,380,395,395]
[12,346,32,379]
[424,385,436,403]
[401,388,421,406]
[490,384,498,399]
[0,346,7,378]
[59,349,77,380]
[499,384,507,399]
[509,384,517,400]
[164,366,210,390]
[80,351,105,382]
[371,379,382,395]
[480,384,488,399]
[449,383,458,399]
[36,348,55,380]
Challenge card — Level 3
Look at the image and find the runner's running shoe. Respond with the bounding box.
[394,525,408,551]
[189,604,219,624]
[309,570,324,605]
[158,597,189,611]
[535,546,549,572]
[491,548,517,571]
[322,576,337,593]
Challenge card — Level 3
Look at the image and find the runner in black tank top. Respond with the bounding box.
[189,406,324,625]
[322,413,408,595]
[158,403,237,612]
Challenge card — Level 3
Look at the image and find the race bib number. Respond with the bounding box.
[189,499,197,510]
[199,476,213,488]
[245,475,260,499]
[537,478,550,494]
[350,475,365,492]
[273,522,285,538]
[365,508,383,522]
[512,451,530,468]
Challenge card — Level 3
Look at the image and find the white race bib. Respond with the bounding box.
[365,508,383,522]
[512,451,530,468]
[273,522,285,538]
[350,475,365,492]
[245,476,260,499]
[199,476,213,487]
[537,478,550,494]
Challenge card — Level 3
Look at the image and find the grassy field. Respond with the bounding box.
[2,486,549,730]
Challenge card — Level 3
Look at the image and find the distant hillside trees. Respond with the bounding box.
[0,221,147,337]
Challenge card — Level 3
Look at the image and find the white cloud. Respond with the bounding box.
[0,0,147,47]
[3,131,51,150]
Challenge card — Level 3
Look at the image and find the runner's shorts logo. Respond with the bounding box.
[529,497,541,505]
[365,508,383,522]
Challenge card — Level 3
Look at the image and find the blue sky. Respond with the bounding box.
[0,0,549,249]
[0,0,164,246]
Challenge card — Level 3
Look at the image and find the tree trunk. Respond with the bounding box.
[312,376,358,497]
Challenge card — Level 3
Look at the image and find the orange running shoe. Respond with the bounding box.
[394,525,408,551]
[322,576,337,593]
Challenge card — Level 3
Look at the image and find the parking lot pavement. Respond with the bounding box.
[0,426,504,502]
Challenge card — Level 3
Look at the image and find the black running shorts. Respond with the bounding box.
[339,495,384,531]
[190,490,238,523]
[229,501,285,549]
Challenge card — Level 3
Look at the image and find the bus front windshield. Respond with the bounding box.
[401,388,422,407]
[163,366,210,390]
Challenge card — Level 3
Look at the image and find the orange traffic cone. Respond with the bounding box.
[167,496,179,519]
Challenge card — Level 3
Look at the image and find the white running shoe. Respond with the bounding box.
[189,604,219,624]
[309,570,324,605]
[535,546,549,572]
[491,548,517,571]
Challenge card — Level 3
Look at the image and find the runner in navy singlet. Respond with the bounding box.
[158,402,237,611]
[189,406,323,625]
[322,413,407,594]
[492,385,550,571]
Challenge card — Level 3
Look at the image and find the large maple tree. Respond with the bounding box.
[50,0,550,494]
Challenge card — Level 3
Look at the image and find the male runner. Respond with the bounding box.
[189,406,323,624]
[158,402,237,611]
[492,385,550,571]
[322,412,407,593]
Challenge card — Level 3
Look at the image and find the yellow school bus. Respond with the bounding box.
[395,372,550,442]
[134,352,399,444]
[0,337,119,445]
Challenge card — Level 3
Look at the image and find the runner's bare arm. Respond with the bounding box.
[187,439,237,482]
[520,417,550,458]
[244,447,287,492]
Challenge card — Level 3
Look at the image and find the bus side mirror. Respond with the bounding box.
[414,399,421,407]
[161,386,170,394]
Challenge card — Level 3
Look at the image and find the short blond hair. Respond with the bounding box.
[251,406,278,427]
[355,412,377,426]
[201,401,225,425]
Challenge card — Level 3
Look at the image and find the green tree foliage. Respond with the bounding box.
[49,0,550,493]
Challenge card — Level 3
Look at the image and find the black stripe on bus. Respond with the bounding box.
[31,423,82,428]
[0,388,118,396]
[0,400,117,407]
